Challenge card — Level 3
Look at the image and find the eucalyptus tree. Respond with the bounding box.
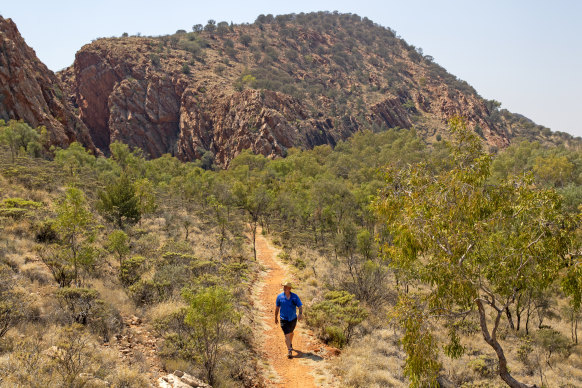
[54,186,97,287]
[376,118,579,388]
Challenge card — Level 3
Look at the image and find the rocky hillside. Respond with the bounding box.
[2,12,578,165]
[0,16,96,152]
[62,12,516,165]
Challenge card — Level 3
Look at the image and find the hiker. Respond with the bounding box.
[275,281,303,358]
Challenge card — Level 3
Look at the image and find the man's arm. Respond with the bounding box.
[275,306,280,324]
[298,306,303,321]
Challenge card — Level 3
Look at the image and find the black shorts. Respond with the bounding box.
[280,318,297,335]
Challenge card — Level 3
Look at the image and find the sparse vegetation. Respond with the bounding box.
[2,11,582,388]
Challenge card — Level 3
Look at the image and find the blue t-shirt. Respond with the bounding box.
[276,292,302,321]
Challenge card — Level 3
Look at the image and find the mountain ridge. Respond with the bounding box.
[1,12,579,164]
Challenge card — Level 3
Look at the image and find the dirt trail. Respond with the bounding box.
[253,229,339,387]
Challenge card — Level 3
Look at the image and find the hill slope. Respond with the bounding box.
[0,16,96,152]
[60,12,582,165]
[2,12,578,164]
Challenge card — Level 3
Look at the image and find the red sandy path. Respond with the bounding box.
[254,230,334,388]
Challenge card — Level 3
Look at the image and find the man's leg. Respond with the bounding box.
[289,331,294,349]
[285,333,293,358]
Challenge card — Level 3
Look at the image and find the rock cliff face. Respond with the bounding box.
[2,13,572,165]
[57,12,567,164]
[65,39,346,165]
[0,16,95,151]
[60,15,519,165]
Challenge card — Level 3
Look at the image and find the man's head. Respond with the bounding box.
[282,281,293,293]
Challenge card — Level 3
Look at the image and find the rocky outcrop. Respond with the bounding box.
[411,86,509,148]
[370,97,413,129]
[59,14,532,165]
[5,12,565,165]
[66,40,344,165]
[71,40,185,155]
[0,16,95,152]
[178,88,330,165]
[158,371,211,388]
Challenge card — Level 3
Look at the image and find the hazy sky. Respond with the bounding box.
[2,1,581,137]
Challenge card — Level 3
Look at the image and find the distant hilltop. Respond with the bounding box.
[1,12,579,165]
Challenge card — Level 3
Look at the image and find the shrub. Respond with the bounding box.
[106,229,130,265]
[0,265,29,338]
[0,120,42,162]
[150,53,161,67]
[534,328,571,359]
[97,174,141,229]
[37,246,75,288]
[178,40,201,56]
[309,290,367,347]
[54,186,97,287]
[56,287,100,325]
[0,197,42,219]
[35,220,58,243]
[214,64,226,75]
[49,324,95,387]
[277,250,291,262]
[21,264,50,285]
[129,279,169,306]
[119,255,147,286]
[468,355,496,377]
[183,286,240,385]
[294,257,306,270]
[239,34,252,47]
[111,366,151,387]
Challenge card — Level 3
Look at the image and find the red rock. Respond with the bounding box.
[0,16,96,152]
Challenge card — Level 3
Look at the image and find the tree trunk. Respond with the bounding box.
[515,293,523,331]
[250,219,258,260]
[476,300,534,388]
[219,225,226,256]
[506,307,515,330]
[525,291,532,335]
[516,309,521,331]
[312,223,317,245]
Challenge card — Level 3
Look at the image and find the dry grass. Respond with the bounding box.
[0,323,150,387]
[333,329,406,387]
[90,278,136,317]
[146,300,188,325]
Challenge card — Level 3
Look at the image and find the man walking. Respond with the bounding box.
[275,281,303,358]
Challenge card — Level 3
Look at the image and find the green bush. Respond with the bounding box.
[534,328,571,358]
[277,250,291,262]
[309,290,367,347]
[468,355,496,377]
[0,197,42,219]
[294,257,306,270]
[97,174,141,229]
[183,286,240,385]
[0,120,43,162]
[0,265,29,338]
[56,287,100,325]
[119,255,147,286]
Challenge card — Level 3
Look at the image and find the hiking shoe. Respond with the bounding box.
[287,349,292,358]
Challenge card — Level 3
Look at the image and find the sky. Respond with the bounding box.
[2,0,581,137]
